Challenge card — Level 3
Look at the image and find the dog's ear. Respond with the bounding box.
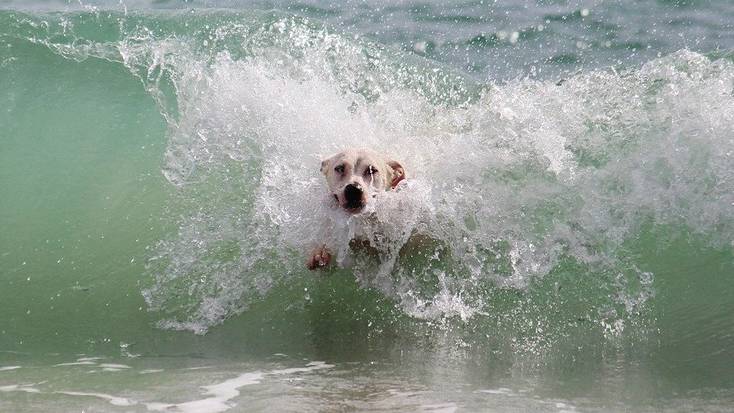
[387,160,406,189]
[320,159,329,175]
[320,156,333,175]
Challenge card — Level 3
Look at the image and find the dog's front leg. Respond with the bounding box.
[306,245,332,270]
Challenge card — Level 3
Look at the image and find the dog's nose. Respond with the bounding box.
[344,183,364,207]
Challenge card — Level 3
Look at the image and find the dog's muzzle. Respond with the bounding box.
[344,183,364,210]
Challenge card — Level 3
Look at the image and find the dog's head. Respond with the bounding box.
[320,148,406,213]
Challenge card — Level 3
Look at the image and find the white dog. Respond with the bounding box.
[307,148,406,270]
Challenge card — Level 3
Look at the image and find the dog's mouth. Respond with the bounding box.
[334,191,366,214]
[342,197,366,213]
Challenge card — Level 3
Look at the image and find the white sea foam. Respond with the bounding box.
[146,372,264,413]
[476,387,514,395]
[54,361,97,366]
[146,361,333,413]
[55,391,136,406]
[0,384,40,393]
[98,363,132,369]
[33,361,332,413]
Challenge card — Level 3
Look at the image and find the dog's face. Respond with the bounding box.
[320,148,406,213]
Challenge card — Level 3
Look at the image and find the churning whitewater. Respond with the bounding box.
[109,16,734,334]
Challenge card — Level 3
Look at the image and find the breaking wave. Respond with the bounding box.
[5,10,732,338]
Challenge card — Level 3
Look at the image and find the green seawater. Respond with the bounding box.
[1,2,734,412]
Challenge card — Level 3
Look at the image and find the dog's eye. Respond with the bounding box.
[334,164,345,174]
[365,165,378,176]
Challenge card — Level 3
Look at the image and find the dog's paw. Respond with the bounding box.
[307,246,332,270]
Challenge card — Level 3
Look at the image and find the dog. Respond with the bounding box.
[307,148,406,270]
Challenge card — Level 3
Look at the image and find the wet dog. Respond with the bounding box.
[307,148,405,270]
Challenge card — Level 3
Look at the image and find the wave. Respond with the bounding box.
[2,10,733,347]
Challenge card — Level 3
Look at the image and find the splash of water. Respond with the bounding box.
[142,17,733,334]
[16,11,732,334]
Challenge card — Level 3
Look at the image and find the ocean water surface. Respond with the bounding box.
[1,0,734,411]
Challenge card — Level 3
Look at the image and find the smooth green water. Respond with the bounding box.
[1,2,734,412]
[1,38,169,353]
